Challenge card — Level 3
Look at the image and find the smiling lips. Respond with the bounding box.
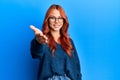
[53,24,61,28]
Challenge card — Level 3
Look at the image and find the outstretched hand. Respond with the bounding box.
[30,25,48,44]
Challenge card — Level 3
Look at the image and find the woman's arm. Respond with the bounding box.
[66,39,82,80]
[30,25,48,60]
[30,38,46,60]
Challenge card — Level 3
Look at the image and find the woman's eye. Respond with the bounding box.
[50,16,56,19]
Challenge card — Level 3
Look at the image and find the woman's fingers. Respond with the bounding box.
[30,25,36,31]
[30,25,43,36]
[30,25,48,43]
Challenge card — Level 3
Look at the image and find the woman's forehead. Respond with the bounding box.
[49,9,61,16]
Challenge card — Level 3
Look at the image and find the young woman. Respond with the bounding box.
[30,4,82,80]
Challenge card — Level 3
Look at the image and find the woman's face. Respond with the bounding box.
[48,9,64,32]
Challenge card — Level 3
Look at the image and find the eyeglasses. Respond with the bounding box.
[49,16,64,22]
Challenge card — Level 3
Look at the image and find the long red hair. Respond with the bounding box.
[42,4,73,57]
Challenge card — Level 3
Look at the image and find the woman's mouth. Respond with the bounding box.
[53,25,60,28]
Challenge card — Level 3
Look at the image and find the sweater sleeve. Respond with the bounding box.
[66,39,82,80]
[30,38,46,60]
[71,39,82,80]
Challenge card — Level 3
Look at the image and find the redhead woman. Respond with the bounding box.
[30,4,82,80]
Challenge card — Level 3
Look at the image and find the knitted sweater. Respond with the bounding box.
[30,38,82,80]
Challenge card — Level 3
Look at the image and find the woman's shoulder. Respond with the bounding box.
[69,37,74,45]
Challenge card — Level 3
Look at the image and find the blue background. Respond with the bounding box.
[0,0,120,80]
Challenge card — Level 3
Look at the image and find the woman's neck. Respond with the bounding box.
[51,31,60,43]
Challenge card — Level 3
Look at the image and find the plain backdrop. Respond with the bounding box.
[0,0,120,80]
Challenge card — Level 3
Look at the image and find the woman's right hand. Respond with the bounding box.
[30,25,48,44]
